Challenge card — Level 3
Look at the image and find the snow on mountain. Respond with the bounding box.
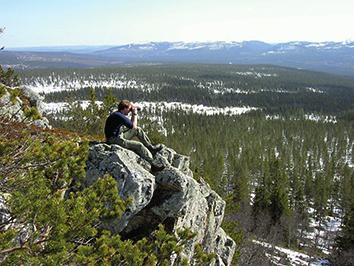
[306,43,329,48]
[113,41,245,52]
[9,41,354,54]
[3,40,354,75]
[96,40,354,54]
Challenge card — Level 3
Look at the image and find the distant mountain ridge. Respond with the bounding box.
[2,41,354,76]
[97,40,354,54]
[93,41,354,76]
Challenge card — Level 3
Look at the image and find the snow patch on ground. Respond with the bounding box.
[253,239,311,265]
[42,101,103,114]
[266,114,337,123]
[306,87,324,93]
[135,101,258,116]
[302,204,343,255]
[232,71,278,78]
[304,114,337,123]
[305,214,342,254]
[345,137,354,168]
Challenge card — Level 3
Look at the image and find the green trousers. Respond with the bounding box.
[107,127,154,163]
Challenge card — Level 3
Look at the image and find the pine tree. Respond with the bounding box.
[266,157,291,234]
[253,159,271,219]
[334,168,354,265]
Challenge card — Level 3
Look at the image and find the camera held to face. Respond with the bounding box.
[130,104,141,112]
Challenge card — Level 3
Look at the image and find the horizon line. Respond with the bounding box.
[5,39,354,49]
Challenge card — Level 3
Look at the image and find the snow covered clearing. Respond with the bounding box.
[43,101,103,114]
[135,101,257,116]
[43,101,257,116]
[265,114,337,123]
[303,206,343,255]
[23,75,154,94]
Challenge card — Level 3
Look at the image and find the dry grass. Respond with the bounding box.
[0,117,95,141]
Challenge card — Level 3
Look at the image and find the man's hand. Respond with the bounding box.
[131,106,138,115]
[130,103,141,115]
[130,104,138,128]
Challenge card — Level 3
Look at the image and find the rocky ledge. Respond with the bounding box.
[83,143,236,265]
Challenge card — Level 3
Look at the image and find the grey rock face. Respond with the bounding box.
[214,228,237,266]
[85,143,236,265]
[30,117,51,129]
[21,86,46,114]
[0,84,51,128]
[86,144,155,233]
[153,146,193,177]
[0,90,25,121]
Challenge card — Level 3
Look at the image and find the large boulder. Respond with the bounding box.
[0,88,25,121]
[86,144,155,233]
[0,83,51,128]
[21,85,46,115]
[85,143,236,265]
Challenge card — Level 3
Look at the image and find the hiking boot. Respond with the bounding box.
[150,163,165,174]
[149,144,164,155]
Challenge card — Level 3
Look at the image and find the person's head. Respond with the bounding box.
[118,100,132,114]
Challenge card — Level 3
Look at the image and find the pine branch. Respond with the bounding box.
[0,225,51,255]
[0,160,59,176]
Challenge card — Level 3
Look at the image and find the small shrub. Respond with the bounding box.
[23,106,42,120]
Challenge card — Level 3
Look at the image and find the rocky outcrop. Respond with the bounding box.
[85,143,236,265]
[0,83,51,128]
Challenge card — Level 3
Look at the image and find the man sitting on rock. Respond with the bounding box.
[104,100,164,172]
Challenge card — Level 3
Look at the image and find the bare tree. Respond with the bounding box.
[0,27,5,50]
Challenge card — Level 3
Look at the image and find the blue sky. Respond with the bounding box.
[1,0,354,47]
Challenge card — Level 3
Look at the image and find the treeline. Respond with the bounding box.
[18,64,354,89]
[22,64,354,115]
[45,85,354,115]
